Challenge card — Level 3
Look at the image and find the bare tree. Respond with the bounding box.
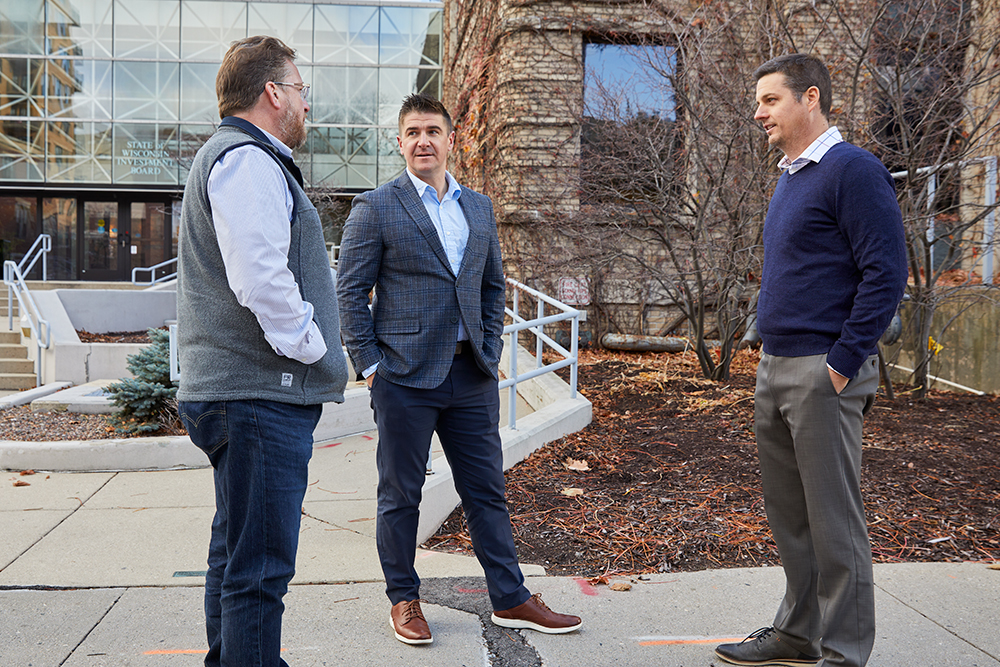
[821,0,1000,397]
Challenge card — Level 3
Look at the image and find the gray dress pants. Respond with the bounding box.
[754,352,879,667]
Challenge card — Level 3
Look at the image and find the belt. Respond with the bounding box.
[455,340,469,355]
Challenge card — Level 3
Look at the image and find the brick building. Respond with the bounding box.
[441,0,1000,341]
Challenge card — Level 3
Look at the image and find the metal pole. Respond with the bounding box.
[535,298,544,368]
[508,288,519,430]
[570,311,579,399]
[926,173,937,272]
[984,157,996,285]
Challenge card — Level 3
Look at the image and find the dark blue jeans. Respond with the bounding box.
[179,399,322,667]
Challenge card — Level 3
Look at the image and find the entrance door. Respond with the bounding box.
[80,201,126,280]
[130,202,172,282]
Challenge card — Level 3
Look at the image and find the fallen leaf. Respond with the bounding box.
[609,582,632,592]
[564,458,590,472]
[587,575,609,586]
[13,480,30,487]
[561,487,584,497]
[19,470,36,476]
[988,563,1000,571]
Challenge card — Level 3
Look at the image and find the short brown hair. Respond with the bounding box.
[754,53,833,119]
[397,94,453,134]
[217,35,296,119]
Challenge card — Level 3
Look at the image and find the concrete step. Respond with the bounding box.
[0,358,34,374]
[0,331,22,345]
[0,343,28,359]
[0,373,36,391]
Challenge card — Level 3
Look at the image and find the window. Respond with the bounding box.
[581,38,679,204]
[583,41,676,122]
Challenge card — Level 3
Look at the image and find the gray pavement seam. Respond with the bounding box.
[58,588,126,667]
[1,472,120,576]
[874,581,1000,663]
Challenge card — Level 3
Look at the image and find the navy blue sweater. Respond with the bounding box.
[756,142,908,379]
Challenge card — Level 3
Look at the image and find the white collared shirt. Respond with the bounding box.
[206,125,327,365]
[778,126,843,174]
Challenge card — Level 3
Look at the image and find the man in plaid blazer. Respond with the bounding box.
[337,94,581,646]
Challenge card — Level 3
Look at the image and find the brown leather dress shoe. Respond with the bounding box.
[491,593,582,634]
[390,599,433,645]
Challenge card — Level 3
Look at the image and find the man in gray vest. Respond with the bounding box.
[176,35,348,667]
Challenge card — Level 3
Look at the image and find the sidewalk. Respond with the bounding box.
[2,429,998,666]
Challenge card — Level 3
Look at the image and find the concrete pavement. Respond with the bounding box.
[2,429,998,666]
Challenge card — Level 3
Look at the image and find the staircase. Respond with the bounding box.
[0,300,36,391]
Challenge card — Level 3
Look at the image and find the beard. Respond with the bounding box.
[279,105,307,150]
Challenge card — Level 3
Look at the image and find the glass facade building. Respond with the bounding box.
[0,0,442,280]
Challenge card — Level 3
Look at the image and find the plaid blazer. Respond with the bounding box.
[337,173,506,389]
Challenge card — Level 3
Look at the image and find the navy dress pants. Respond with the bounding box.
[370,350,531,611]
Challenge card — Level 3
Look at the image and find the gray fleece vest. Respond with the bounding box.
[176,123,347,405]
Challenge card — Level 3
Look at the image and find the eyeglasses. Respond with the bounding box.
[272,81,310,102]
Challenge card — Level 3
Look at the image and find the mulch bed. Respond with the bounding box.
[76,329,159,344]
[424,348,1000,577]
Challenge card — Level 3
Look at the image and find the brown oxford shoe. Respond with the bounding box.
[491,593,582,634]
[390,599,433,645]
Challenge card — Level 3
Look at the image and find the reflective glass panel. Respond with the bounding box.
[309,126,376,189]
[82,199,118,274]
[178,123,214,184]
[248,2,312,63]
[0,0,45,55]
[180,62,219,122]
[378,67,440,125]
[114,61,179,121]
[380,8,441,67]
[48,59,112,120]
[47,0,113,59]
[46,121,112,182]
[181,1,247,60]
[314,5,378,65]
[113,123,178,184]
[377,127,404,185]
[583,43,677,121]
[311,66,376,125]
[41,197,77,280]
[114,0,180,59]
[0,120,44,181]
[0,58,45,118]
[130,201,169,273]
[0,196,40,269]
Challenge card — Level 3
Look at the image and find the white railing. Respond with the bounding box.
[891,155,996,285]
[132,257,177,285]
[501,277,581,430]
[3,260,51,386]
[16,233,51,282]
[168,278,585,430]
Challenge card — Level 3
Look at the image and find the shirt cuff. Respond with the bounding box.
[362,362,378,378]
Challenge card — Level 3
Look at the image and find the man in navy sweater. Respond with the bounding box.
[714,54,908,667]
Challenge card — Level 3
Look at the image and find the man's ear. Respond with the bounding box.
[263,82,282,111]
[806,85,821,112]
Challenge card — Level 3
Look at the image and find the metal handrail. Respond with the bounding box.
[890,155,996,285]
[132,256,178,285]
[3,259,52,386]
[17,233,51,281]
[168,277,584,430]
[501,277,581,430]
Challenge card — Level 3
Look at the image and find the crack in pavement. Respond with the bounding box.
[421,576,542,667]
